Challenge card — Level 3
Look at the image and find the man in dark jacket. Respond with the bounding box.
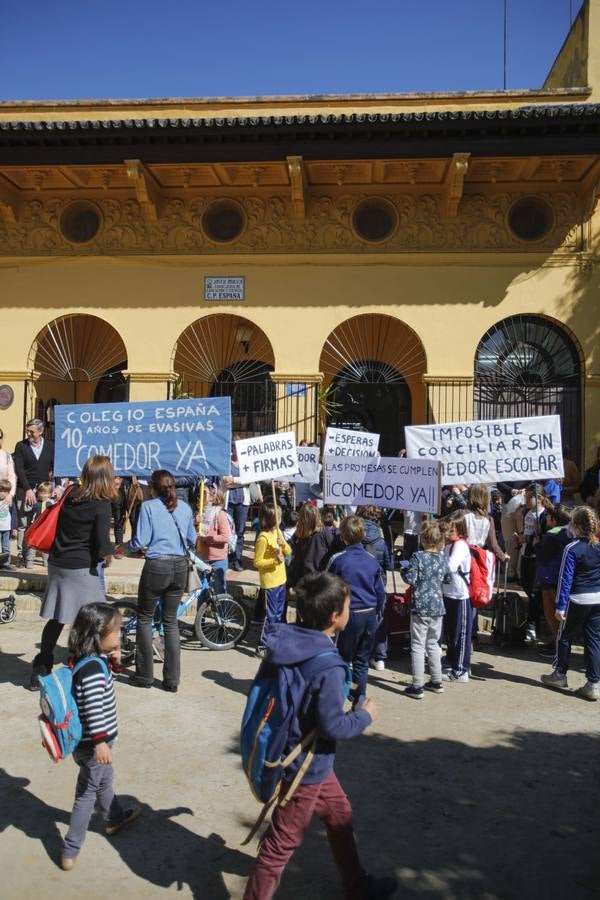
[13,418,55,566]
[580,445,600,505]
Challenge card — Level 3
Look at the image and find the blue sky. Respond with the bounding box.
[1,0,585,101]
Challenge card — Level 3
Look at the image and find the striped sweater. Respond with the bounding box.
[72,656,118,745]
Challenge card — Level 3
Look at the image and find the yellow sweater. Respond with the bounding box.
[254,528,291,589]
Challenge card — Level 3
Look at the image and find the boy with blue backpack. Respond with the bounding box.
[242,571,397,900]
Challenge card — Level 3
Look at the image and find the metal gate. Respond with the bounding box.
[474,315,583,468]
[328,360,412,457]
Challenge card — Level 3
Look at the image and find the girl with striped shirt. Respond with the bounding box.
[61,603,140,871]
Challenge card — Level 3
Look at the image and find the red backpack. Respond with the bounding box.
[463,545,496,609]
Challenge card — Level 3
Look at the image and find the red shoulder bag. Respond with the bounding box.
[24,485,74,553]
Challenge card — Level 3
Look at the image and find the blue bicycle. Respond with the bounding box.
[112,569,249,666]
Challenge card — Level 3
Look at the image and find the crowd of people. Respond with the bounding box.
[3,417,600,896]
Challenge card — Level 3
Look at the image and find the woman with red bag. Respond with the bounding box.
[29,455,116,691]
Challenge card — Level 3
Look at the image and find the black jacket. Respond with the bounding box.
[49,492,113,570]
[13,438,55,492]
[580,464,600,503]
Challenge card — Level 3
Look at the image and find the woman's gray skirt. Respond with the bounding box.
[40,563,106,625]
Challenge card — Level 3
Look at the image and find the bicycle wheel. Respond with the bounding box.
[110,600,138,668]
[0,597,16,624]
[194,591,249,650]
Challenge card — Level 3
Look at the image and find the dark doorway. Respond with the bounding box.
[207,361,275,438]
[94,364,130,403]
[329,360,412,456]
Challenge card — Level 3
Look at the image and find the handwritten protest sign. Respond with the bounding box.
[235,432,299,484]
[54,399,231,477]
[405,415,564,485]
[324,455,441,514]
[287,446,320,484]
[324,427,380,458]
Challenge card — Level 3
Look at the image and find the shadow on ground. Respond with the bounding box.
[0,770,252,898]
[237,727,600,900]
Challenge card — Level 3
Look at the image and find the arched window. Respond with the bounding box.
[319,314,427,456]
[329,360,412,456]
[172,315,275,439]
[26,315,128,434]
[474,315,583,466]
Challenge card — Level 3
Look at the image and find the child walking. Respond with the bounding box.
[0,478,13,569]
[541,506,600,700]
[327,516,386,708]
[442,511,472,682]
[61,602,140,870]
[254,501,292,655]
[243,572,396,900]
[402,520,450,699]
[22,481,54,568]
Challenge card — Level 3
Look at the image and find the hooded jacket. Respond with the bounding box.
[262,623,371,784]
[327,543,386,612]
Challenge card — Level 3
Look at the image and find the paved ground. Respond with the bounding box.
[2,601,599,900]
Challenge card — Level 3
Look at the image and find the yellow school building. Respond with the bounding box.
[1,1,599,471]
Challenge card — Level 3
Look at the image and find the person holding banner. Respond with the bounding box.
[29,455,116,691]
[254,502,292,655]
[126,469,201,692]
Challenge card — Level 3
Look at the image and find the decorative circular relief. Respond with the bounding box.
[507,197,554,243]
[352,198,398,244]
[0,385,14,410]
[202,200,246,244]
[59,201,103,245]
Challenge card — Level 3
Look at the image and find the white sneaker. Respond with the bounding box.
[452,672,469,683]
[372,659,385,671]
[525,624,537,644]
[541,671,568,689]
[578,681,600,701]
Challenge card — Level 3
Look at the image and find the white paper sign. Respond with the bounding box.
[323,455,441,514]
[323,427,380,458]
[235,431,299,483]
[405,415,564,485]
[287,446,320,484]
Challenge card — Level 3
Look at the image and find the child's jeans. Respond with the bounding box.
[243,771,367,900]
[410,613,443,686]
[0,529,10,566]
[63,741,124,858]
[337,608,378,704]
[258,584,287,650]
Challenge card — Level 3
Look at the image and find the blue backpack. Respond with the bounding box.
[240,649,350,844]
[37,656,110,763]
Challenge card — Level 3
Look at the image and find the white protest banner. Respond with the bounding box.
[405,415,564,486]
[235,431,299,484]
[287,446,320,484]
[323,427,380,458]
[324,455,441,514]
